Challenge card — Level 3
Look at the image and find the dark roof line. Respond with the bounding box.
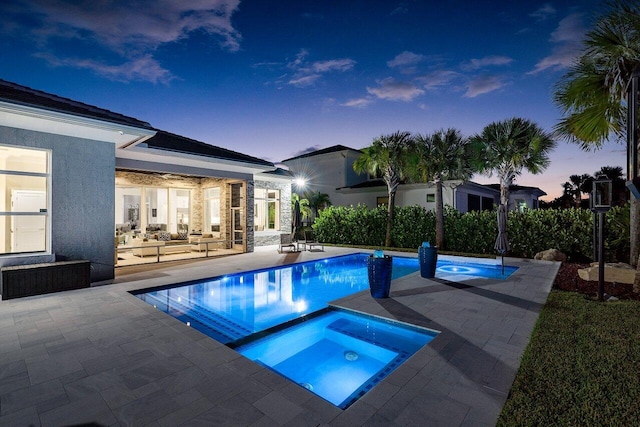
[484,183,547,195]
[0,78,154,130]
[282,144,361,162]
[144,130,274,167]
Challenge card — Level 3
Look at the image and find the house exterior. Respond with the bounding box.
[282,145,368,207]
[484,184,547,211]
[335,179,499,212]
[282,145,546,213]
[0,79,292,286]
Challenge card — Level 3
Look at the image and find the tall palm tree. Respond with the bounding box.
[569,174,593,208]
[554,0,640,264]
[411,129,474,249]
[303,190,331,222]
[353,131,414,247]
[470,117,556,208]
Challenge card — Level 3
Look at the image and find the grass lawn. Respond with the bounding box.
[498,290,640,425]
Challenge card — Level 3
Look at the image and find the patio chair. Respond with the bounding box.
[278,233,297,253]
[304,230,324,251]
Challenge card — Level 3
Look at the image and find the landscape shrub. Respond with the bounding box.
[312,204,630,262]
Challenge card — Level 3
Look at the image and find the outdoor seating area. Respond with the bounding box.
[278,231,325,253]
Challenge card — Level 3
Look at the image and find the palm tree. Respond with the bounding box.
[411,129,474,249]
[569,174,593,208]
[353,131,414,247]
[553,0,640,264]
[470,117,556,208]
[303,190,331,222]
[290,193,312,221]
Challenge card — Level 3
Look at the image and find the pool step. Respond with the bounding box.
[140,292,252,343]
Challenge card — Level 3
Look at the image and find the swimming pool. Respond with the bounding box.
[132,253,516,409]
[236,309,437,409]
[134,253,417,344]
[133,253,516,344]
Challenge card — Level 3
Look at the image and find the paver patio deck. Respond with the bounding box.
[0,246,559,426]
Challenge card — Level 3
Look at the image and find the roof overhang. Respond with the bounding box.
[0,100,155,146]
[117,145,275,176]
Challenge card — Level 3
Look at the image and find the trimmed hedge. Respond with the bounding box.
[312,204,630,262]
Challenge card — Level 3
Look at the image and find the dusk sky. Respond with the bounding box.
[0,0,626,200]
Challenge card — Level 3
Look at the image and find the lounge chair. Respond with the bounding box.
[304,230,324,251]
[278,233,297,253]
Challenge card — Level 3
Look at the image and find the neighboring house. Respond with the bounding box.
[336,179,499,213]
[484,184,547,211]
[282,145,368,207]
[282,145,546,213]
[0,79,292,286]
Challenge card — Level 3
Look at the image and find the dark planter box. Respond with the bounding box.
[419,246,438,278]
[367,255,393,298]
[1,260,91,300]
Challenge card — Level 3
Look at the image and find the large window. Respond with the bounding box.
[204,187,221,232]
[115,186,191,235]
[254,188,279,231]
[0,145,50,254]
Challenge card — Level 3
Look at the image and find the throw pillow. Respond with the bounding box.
[158,232,171,241]
[170,233,179,240]
[177,231,188,240]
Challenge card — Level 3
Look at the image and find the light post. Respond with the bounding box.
[592,175,612,301]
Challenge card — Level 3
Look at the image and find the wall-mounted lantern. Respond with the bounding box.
[592,175,612,212]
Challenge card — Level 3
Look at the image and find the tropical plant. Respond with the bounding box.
[553,0,640,264]
[470,117,556,208]
[411,128,474,249]
[290,193,312,220]
[568,173,593,208]
[303,190,332,221]
[353,131,414,247]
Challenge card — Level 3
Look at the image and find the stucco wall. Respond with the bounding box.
[0,125,115,284]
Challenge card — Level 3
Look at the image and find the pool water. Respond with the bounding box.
[436,259,517,280]
[134,254,419,344]
[132,253,516,409]
[236,309,437,409]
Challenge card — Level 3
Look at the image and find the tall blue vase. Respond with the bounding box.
[419,246,438,278]
[367,255,393,298]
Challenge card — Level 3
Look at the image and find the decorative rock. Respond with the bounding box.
[534,248,567,262]
[577,262,636,284]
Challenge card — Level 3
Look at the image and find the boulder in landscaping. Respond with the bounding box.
[534,248,567,262]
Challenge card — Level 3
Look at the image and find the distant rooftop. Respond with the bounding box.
[282,144,361,162]
[485,183,547,196]
[143,130,274,167]
[0,79,154,130]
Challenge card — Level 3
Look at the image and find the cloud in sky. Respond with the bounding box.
[4,0,241,83]
[342,97,374,108]
[34,53,174,84]
[530,13,586,74]
[461,55,513,71]
[417,69,459,90]
[387,51,425,68]
[287,49,356,87]
[464,75,506,98]
[530,3,556,22]
[366,77,424,101]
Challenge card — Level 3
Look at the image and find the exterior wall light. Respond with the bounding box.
[592,175,612,212]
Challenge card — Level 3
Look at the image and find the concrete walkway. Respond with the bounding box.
[0,247,559,426]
